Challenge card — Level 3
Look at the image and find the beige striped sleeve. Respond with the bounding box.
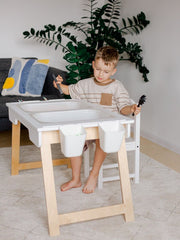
[69,80,85,100]
[114,81,131,112]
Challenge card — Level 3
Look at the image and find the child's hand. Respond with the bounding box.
[120,104,141,115]
[53,75,63,89]
[53,75,69,95]
[131,104,141,115]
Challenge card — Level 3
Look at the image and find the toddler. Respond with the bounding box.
[54,46,141,194]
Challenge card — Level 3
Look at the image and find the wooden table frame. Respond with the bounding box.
[11,121,134,236]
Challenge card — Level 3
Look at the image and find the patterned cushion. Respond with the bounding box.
[1,58,49,96]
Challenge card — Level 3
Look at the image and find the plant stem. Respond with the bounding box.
[35,36,71,54]
[119,24,141,33]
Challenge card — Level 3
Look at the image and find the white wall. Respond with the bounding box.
[117,0,180,154]
[0,0,180,154]
[0,0,87,69]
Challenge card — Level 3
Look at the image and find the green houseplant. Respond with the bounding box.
[23,0,150,84]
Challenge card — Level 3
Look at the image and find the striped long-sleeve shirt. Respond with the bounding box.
[69,77,131,113]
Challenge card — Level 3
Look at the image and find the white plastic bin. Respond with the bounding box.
[59,124,86,157]
[98,121,125,153]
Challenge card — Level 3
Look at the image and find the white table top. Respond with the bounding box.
[7,99,133,147]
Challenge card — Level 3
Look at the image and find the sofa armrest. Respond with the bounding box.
[42,67,68,98]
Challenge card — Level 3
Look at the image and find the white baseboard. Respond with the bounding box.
[140,130,180,155]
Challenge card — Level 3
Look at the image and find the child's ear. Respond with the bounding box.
[92,61,95,69]
[112,68,117,76]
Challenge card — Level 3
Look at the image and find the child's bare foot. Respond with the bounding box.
[82,172,98,194]
[61,180,82,192]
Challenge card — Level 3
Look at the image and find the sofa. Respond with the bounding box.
[0,58,67,131]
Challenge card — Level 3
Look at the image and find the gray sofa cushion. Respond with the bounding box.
[42,67,67,96]
[0,58,11,95]
[0,72,9,94]
[0,58,11,71]
[0,118,12,131]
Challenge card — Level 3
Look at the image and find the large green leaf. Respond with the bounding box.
[23,31,30,38]
[63,53,78,63]
[30,28,35,35]
[66,42,76,53]
[68,71,79,78]
[57,34,61,43]
[66,64,79,71]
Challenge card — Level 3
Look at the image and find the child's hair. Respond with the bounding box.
[95,46,119,67]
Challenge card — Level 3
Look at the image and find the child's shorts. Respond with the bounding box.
[83,140,96,152]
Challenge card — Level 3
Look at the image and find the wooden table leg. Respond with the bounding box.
[40,132,60,236]
[11,122,71,175]
[118,137,134,222]
[39,129,134,236]
[11,122,21,175]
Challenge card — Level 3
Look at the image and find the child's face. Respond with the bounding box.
[92,58,117,84]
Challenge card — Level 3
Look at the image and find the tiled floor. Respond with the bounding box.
[0,130,180,239]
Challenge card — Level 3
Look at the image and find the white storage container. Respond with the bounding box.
[98,121,125,153]
[59,125,86,157]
